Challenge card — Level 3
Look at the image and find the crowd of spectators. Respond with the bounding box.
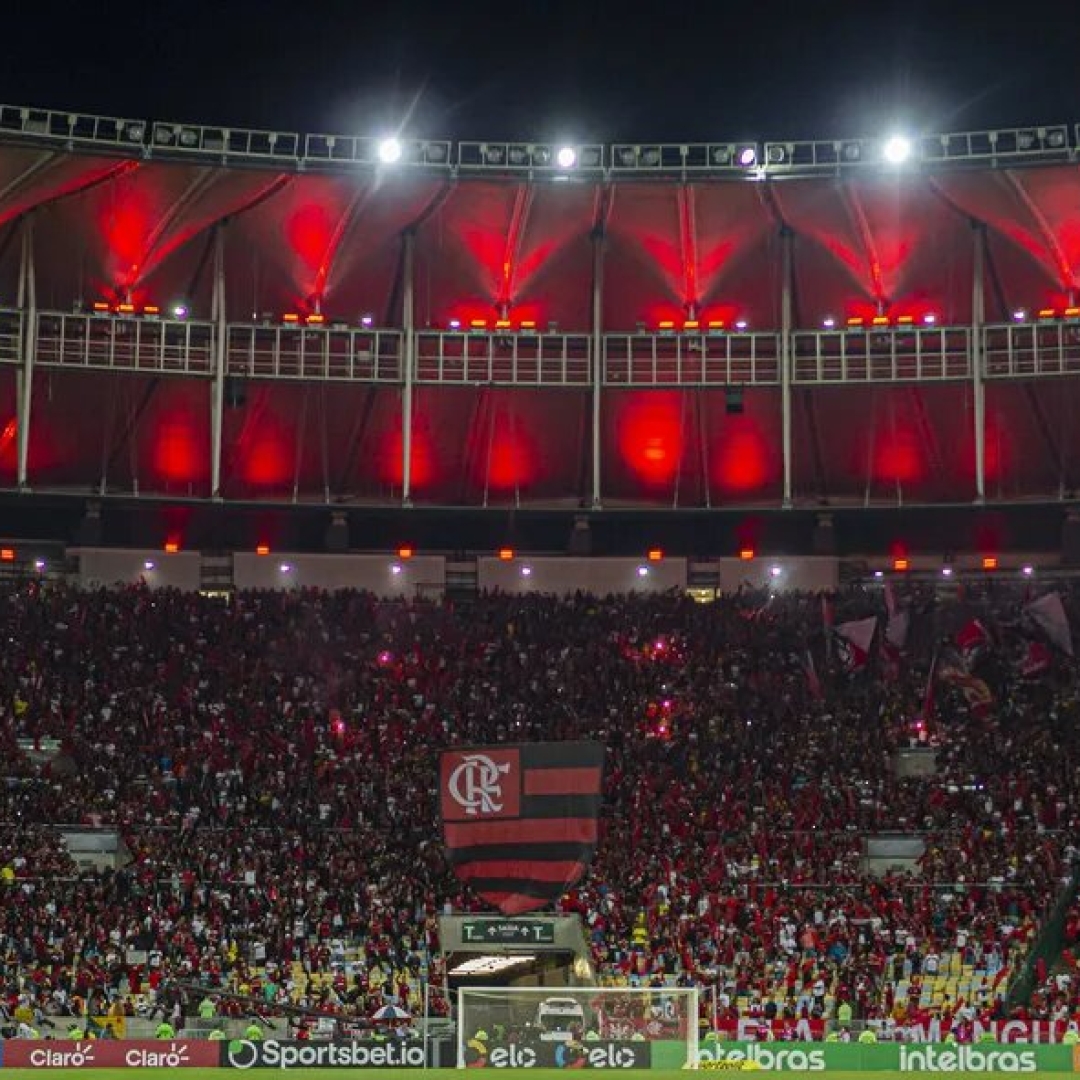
[0,578,1078,1033]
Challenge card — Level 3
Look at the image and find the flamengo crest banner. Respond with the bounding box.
[440,742,604,915]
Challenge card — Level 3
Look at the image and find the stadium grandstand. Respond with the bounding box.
[4,102,1080,1071]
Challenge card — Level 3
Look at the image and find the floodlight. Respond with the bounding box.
[823,316,836,329]
[531,146,551,166]
[1013,309,1027,322]
[179,128,199,148]
[124,122,145,143]
[737,145,757,167]
[556,146,577,169]
[883,135,912,164]
[1047,128,1067,149]
[841,141,862,162]
[766,144,787,165]
[521,565,532,577]
[618,147,638,167]
[377,137,403,164]
[508,145,529,165]
[482,145,504,165]
[636,566,649,578]
[711,145,733,165]
[171,303,189,319]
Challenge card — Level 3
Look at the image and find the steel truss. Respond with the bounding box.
[0,101,1076,180]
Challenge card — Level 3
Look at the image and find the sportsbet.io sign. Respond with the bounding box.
[221,1039,425,1069]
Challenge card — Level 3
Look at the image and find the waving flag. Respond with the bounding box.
[938,665,994,717]
[440,742,604,915]
[834,617,877,674]
[1026,593,1074,657]
[955,619,991,666]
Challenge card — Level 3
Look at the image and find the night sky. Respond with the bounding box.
[6,0,1080,144]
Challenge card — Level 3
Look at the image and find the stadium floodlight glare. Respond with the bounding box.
[171,302,189,319]
[769,565,782,578]
[823,316,836,329]
[1023,565,1034,576]
[521,565,532,577]
[1013,309,1027,321]
[737,145,757,167]
[556,145,577,169]
[637,565,649,578]
[377,137,403,164]
[143,560,155,571]
[883,134,912,164]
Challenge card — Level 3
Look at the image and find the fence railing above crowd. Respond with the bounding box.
[3,308,1080,386]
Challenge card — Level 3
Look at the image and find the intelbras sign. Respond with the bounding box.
[221,1040,425,1069]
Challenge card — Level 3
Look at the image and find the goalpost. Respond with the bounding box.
[456,985,699,1069]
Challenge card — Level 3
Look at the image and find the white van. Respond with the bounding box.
[535,997,586,1042]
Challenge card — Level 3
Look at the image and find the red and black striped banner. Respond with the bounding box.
[440,742,604,915]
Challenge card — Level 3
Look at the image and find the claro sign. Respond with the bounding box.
[2,1041,220,1069]
[221,1039,426,1069]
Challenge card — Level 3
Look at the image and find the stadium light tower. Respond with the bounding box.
[377,137,403,164]
[883,134,912,164]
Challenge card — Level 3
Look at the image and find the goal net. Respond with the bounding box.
[456,985,699,1069]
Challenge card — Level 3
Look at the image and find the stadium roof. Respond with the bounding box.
[2,106,1080,514]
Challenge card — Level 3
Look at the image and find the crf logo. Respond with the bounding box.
[450,754,510,815]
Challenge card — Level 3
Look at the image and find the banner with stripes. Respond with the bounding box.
[439,742,604,915]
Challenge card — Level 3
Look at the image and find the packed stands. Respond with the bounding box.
[0,579,1078,1035]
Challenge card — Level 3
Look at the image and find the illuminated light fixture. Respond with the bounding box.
[282,313,300,324]
[846,316,865,328]
[871,315,890,326]
[841,141,862,162]
[279,562,292,573]
[256,544,270,556]
[822,316,836,329]
[922,313,937,325]
[1038,308,1057,319]
[657,320,675,331]
[377,137,403,164]
[766,144,787,165]
[982,555,998,571]
[769,565,782,578]
[883,134,912,164]
[482,144,504,165]
[143,560,155,571]
[449,954,536,977]
[1065,307,1080,318]
[707,319,726,331]
[164,540,180,554]
[519,319,537,330]
[637,565,650,578]
[647,548,664,562]
[171,303,189,319]
[33,557,44,571]
[507,145,528,166]
[1022,565,1034,576]
[390,563,403,575]
[521,565,533,577]
[942,566,953,577]
[739,547,755,561]
[142,305,160,317]
[469,318,488,330]
[360,314,374,327]
[498,547,514,561]
[305,313,325,325]
[737,145,757,167]
[556,146,577,169]
[448,318,461,330]
[896,314,914,325]
[734,319,748,330]
[397,545,414,560]
[92,301,110,314]
[495,319,512,329]
[0,548,14,562]
[116,302,135,314]
[1013,309,1027,321]
[874,570,884,578]
[683,319,699,331]
[893,557,910,572]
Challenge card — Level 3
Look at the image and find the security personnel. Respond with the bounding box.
[244,1022,264,1041]
[155,1020,176,1040]
[208,1028,227,1041]
[857,1028,878,1044]
[67,1024,85,1040]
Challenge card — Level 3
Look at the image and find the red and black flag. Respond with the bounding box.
[440,742,604,916]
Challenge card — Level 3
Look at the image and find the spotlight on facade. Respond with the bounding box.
[377,137,403,164]
[883,135,912,164]
[556,146,577,169]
